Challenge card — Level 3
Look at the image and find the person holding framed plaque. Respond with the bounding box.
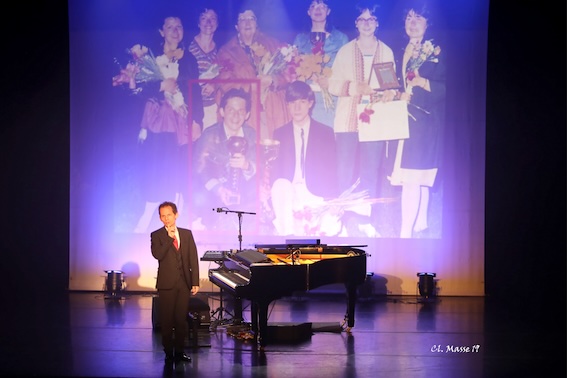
[328,2,397,232]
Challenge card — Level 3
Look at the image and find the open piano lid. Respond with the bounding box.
[255,239,367,254]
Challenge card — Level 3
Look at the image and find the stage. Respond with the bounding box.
[0,290,560,377]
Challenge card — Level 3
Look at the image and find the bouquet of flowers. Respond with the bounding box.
[293,52,334,111]
[405,39,441,93]
[251,43,297,76]
[249,43,297,104]
[112,44,164,94]
[113,44,188,116]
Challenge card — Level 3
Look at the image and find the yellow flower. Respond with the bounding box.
[249,42,267,58]
[292,53,334,110]
[130,44,148,59]
[294,53,331,82]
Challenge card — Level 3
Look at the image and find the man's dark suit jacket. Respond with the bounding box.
[272,118,339,199]
[151,227,200,289]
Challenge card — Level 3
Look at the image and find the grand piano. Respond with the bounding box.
[208,242,367,347]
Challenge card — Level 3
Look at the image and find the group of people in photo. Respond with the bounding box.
[113,0,445,239]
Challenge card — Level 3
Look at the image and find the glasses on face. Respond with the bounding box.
[356,17,377,25]
[238,16,257,23]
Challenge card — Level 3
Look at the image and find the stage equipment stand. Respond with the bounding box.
[214,207,256,252]
[210,207,256,329]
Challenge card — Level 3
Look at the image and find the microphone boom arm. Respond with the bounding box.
[213,207,256,251]
[214,207,256,215]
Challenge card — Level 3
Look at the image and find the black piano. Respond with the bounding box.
[208,242,367,347]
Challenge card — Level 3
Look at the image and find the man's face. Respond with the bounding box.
[220,97,250,133]
[159,205,178,228]
[287,98,313,124]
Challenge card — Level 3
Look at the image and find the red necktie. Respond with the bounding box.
[173,235,179,250]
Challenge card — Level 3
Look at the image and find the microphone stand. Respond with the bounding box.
[217,208,256,252]
[215,208,256,326]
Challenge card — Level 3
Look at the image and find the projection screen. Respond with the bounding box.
[69,0,488,295]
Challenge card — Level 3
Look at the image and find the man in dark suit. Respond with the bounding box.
[270,80,339,235]
[151,201,200,364]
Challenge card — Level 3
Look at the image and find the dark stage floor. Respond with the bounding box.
[0,290,562,377]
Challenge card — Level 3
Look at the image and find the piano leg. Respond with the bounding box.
[233,297,243,324]
[250,301,258,335]
[344,283,357,330]
[249,300,269,348]
[257,301,269,348]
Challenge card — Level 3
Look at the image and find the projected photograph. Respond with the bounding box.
[69,0,487,293]
[103,0,448,238]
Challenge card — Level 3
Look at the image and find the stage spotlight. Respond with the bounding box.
[417,272,436,299]
[104,270,125,299]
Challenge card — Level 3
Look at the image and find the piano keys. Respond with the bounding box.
[208,244,367,347]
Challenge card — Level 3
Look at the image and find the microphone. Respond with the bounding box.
[213,207,223,213]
